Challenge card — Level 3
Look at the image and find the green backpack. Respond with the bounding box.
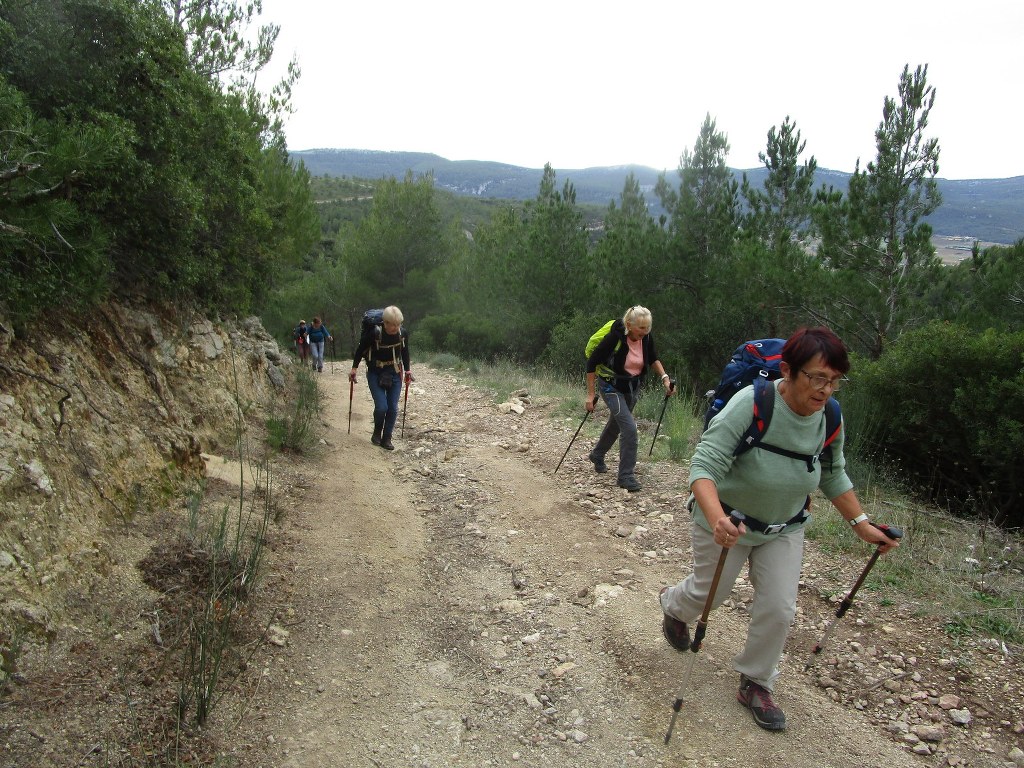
[585,319,622,379]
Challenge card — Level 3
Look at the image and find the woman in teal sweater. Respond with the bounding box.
[658,326,898,731]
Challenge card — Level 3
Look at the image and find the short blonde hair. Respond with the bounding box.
[623,305,652,331]
[382,305,404,325]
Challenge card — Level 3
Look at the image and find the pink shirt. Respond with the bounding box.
[624,336,644,376]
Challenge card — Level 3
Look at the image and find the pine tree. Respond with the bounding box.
[814,64,943,358]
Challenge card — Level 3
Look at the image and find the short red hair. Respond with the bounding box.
[782,327,850,375]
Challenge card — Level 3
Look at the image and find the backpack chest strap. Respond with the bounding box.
[755,441,821,472]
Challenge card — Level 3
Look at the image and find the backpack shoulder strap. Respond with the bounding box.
[751,391,844,472]
[594,319,628,381]
[823,397,842,446]
[820,397,843,469]
[733,377,775,456]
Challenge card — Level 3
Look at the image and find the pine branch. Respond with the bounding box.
[0,163,42,183]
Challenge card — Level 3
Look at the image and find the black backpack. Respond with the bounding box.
[359,308,407,357]
[704,338,842,472]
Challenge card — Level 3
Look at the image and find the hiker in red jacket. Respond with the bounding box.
[294,320,309,365]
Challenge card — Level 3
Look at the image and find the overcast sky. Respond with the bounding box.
[257,0,1024,181]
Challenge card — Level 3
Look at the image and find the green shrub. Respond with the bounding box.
[540,311,609,371]
[429,352,463,370]
[266,368,322,454]
[850,322,1024,527]
[417,313,512,361]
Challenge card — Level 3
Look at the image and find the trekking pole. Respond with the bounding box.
[347,377,354,435]
[331,339,337,374]
[648,378,676,456]
[665,510,745,744]
[804,522,904,671]
[401,375,410,437]
[554,397,598,474]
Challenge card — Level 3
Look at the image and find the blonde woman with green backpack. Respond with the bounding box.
[584,305,674,492]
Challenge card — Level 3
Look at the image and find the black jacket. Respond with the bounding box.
[586,319,659,392]
[353,325,410,371]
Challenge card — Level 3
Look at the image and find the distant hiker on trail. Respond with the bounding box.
[658,326,899,732]
[293,320,309,365]
[585,305,674,492]
[306,317,333,373]
[349,305,413,451]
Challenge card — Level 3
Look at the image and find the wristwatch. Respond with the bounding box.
[849,513,869,527]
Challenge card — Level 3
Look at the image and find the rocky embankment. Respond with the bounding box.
[0,303,290,667]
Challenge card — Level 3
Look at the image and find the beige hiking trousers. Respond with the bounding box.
[660,521,804,690]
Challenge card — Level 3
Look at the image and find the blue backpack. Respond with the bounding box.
[704,339,842,472]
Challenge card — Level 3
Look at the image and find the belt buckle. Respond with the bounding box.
[763,523,786,535]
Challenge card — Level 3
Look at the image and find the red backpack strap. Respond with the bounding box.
[734,377,775,456]
[823,397,843,448]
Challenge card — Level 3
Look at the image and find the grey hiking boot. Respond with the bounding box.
[737,674,786,731]
[659,587,690,652]
[588,452,608,473]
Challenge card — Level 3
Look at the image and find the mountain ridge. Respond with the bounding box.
[291,149,1024,245]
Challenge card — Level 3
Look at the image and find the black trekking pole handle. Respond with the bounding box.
[554,397,598,474]
[648,378,677,457]
[664,510,744,744]
[806,522,903,668]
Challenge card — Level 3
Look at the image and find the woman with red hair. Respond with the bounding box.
[659,326,898,731]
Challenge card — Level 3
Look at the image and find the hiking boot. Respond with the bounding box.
[371,433,382,446]
[659,587,690,652]
[737,674,786,731]
[588,452,608,473]
[617,477,641,492]
[380,437,395,451]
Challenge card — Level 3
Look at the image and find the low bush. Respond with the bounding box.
[417,313,513,361]
[266,367,322,455]
[848,322,1024,528]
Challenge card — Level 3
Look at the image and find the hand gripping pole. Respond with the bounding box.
[648,378,676,457]
[664,510,745,744]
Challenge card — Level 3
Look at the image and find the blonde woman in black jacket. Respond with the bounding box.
[350,306,412,450]
[585,305,674,492]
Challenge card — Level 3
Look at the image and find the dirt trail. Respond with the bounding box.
[229,364,1010,768]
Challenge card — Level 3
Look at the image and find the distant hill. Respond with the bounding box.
[291,149,1024,245]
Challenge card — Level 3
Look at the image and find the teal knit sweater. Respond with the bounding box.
[689,380,854,544]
